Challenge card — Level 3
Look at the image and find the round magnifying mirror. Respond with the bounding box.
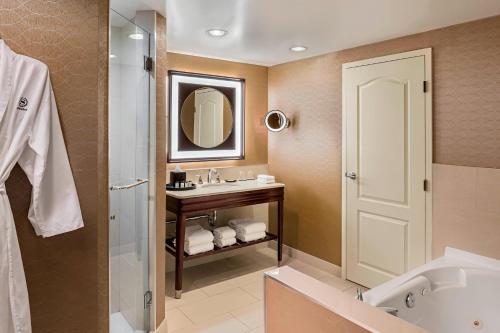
[180,87,234,148]
[265,110,290,132]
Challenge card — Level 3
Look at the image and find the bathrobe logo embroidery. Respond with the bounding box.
[17,97,28,111]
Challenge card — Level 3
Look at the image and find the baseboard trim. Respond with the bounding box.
[155,317,168,333]
[269,241,341,277]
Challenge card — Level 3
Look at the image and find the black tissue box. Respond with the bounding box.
[169,169,186,185]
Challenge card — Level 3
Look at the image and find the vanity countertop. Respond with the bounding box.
[166,180,285,199]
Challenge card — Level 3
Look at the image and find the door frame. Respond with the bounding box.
[341,48,433,280]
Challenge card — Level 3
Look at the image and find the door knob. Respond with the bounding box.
[345,172,357,180]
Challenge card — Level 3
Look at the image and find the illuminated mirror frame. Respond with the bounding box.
[168,71,245,162]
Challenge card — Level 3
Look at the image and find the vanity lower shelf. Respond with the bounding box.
[165,232,278,260]
[166,183,285,298]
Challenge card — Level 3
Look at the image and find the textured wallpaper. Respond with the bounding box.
[269,15,500,265]
[1,1,106,332]
[155,12,168,329]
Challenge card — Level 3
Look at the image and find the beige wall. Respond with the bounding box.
[155,13,168,329]
[268,15,500,265]
[167,52,269,169]
[1,1,109,332]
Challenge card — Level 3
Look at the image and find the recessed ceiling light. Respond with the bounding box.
[128,33,144,40]
[290,45,307,52]
[109,54,116,59]
[207,29,227,37]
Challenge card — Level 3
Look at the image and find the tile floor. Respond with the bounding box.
[165,247,366,333]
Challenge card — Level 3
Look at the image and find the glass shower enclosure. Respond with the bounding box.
[109,9,152,333]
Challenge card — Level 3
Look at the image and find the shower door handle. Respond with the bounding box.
[110,179,148,191]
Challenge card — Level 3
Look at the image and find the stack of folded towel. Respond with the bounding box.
[175,225,214,255]
[257,174,275,184]
[213,226,237,248]
[229,218,267,242]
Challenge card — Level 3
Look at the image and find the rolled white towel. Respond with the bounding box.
[186,225,202,233]
[231,220,267,236]
[257,174,275,184]
[214,237,237,248]
[213,226,236,240]
[185,242,214,255]
[237,231,266,243]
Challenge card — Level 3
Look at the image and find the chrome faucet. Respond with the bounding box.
[207,168,219,183]
[355,288,364,301]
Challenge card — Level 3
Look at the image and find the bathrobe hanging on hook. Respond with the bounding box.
[0,40,84,333]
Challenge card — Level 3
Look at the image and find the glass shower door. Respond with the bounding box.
[109,9,151,333]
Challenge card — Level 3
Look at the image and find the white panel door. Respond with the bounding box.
[194,88,224,147]
[344,55,427,288]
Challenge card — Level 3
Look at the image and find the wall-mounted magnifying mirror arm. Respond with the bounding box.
[265,109,290,132]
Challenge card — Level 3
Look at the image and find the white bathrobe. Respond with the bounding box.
[0,40,84,333]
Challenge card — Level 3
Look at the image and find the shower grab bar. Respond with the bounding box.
[110,179,148,191]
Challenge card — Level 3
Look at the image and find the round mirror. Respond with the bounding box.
[180,87,234,148]
[265,110,290,132]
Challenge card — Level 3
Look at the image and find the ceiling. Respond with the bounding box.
[112,0,500,66]
[111,0,166,22]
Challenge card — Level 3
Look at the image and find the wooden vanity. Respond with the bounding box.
[165,181,285,298]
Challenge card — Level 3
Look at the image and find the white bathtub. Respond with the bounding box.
[363,248,500,333]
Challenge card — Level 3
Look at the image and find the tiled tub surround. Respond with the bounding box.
[432,164,500,259]
[265,266,425,333]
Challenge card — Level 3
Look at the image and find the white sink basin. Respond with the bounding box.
[166,179,284,199]
[201,182,240,188]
